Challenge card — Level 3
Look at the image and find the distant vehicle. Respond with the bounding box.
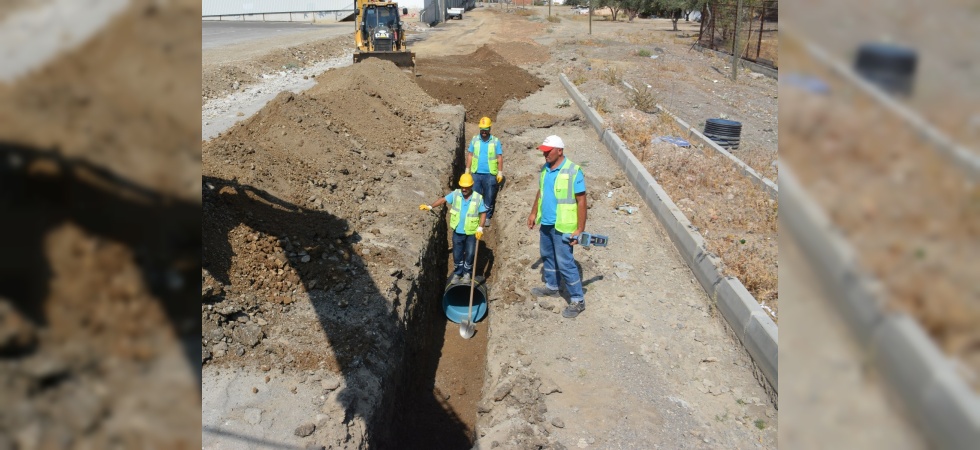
[353,0,415,72]
[447,7,464,20]
[688,11,702,22]
[575,6,590,15]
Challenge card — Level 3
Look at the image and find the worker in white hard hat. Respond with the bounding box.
[466,116,503,229]
[420,173,487,284]
[526,135,588,319]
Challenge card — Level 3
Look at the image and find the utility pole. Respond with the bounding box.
[731,0,742,82]
[589,5,592,35]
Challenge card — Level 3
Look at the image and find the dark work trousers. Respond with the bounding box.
[471,173,498,220]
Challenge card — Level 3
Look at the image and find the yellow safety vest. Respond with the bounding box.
[536,158,581,234]
[449,190,483,234]
[469,135,499,175]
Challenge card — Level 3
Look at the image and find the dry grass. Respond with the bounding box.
[565,67,590,85]
[589,96,610,114]
[611,111,779,319]
[624,82,658,113]
[599,66,623,86]
[546,15,561,23]
[757,38,778,67]
[621,31,665,46]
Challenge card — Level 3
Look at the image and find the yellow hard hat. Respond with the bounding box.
[478,117,492,129]
[459,173,474,187]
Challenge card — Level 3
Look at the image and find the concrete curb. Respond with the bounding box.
[561,74,778,393]
[653,102,778,200]
[780,165,980,449]
[559,74,606,135]
[693,44,777,79]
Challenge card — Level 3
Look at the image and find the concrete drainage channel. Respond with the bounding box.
[378,136,490,449]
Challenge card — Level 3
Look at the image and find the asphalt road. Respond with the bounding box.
[202,21,351,50]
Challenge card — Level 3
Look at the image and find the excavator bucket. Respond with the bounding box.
[353,51,416,73]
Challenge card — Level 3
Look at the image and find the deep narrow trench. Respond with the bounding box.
[376,123,492,449]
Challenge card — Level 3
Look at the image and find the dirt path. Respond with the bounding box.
[201,7,777,449]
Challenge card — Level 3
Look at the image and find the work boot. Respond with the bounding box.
[483,218,491,229]
[562,302,585,319]
[450,274,463,284]
[530,286,559,298]
[460,273,471,284]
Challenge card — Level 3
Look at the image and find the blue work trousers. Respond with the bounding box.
[539,225,584,303]
[452,232,476,276]
[471,173,498,220]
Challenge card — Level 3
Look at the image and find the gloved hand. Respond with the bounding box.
[419,204,432,211]
[475,227,484,240]
[496,172,503,183]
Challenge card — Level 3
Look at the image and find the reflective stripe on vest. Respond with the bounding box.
[449,190,483,234]
[469,135,499,175]
[536,158,580,234]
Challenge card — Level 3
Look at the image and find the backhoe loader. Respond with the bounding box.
[352,0,415,72]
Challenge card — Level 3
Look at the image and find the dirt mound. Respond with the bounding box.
[202,54,469,446]
[487,41,550,66]
[205,58,442,202]
[202,56,464,373]
[416,45,546,122]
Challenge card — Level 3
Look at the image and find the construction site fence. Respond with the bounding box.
[697,0,778,69]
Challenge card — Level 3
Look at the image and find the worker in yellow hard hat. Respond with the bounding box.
[466,116,503,229]
[420,173,488,284]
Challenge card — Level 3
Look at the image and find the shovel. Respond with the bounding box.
[459,238,481,339]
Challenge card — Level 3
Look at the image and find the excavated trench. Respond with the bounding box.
[376,48,543,447]
[201,46,543,447]
[378,138,493,448]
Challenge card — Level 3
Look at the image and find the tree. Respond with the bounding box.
[594,0,624,21]
[654,0,705,31]
[621,0,655,22]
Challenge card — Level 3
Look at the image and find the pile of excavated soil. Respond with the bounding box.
[417,45,546,122]
[0,0,201,448]
[203,57,451,369]
[203,57,464,446]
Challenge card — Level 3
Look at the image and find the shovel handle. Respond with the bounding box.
[466,239,480,322]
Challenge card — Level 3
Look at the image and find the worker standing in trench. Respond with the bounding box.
[526,135,588,319]
[420,173,487,284]
[466,116,503,229]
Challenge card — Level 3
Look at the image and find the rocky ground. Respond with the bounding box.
[201,7,778,449]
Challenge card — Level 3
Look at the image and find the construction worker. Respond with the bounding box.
[466,116,503,229]
[526,135,588,319]
[420,173,487,284]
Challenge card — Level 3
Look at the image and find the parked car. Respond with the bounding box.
[447,7,463,20]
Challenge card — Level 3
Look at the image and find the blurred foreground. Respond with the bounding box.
[780,0,980,448]
[0,0,201,447]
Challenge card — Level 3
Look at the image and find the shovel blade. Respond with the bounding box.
[459,320,475,339]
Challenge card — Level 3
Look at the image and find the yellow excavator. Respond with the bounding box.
[352,0,416,72]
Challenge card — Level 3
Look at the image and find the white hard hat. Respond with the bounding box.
[538,135,564,151]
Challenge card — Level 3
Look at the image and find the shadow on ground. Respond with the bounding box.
[203,175,474,447]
